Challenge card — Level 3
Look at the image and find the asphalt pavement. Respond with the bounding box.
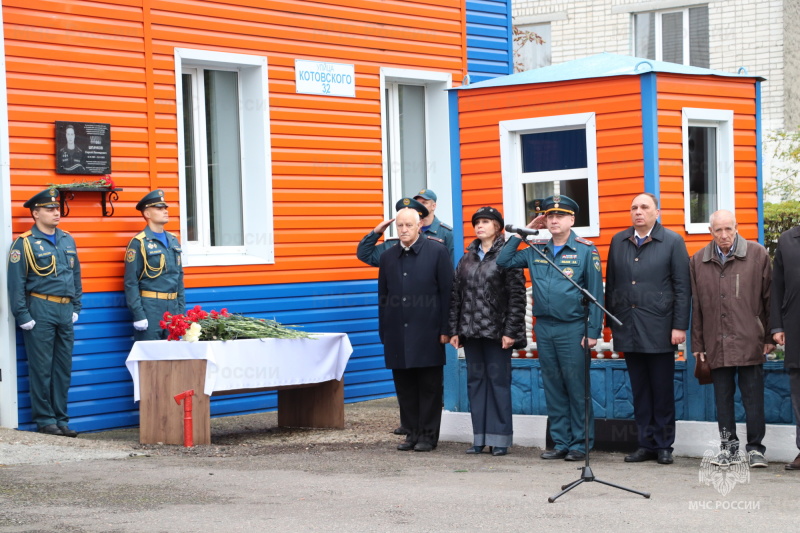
[1,399,796,532]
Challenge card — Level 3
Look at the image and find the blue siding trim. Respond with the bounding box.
[756,80,765,244]
[16,279,396,432]
[467,35,510,51]
[504,0,513,73]
[640,72,661,201]
[445,89,464,411]
[450,358,791,424]
[466,0,512,81]
[449,91,464,266]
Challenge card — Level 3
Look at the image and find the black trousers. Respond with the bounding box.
[790,369,800,450]
[392,366,444,445]
[624,352,676,452]
[711,364,765,453]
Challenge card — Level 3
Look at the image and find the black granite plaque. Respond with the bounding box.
[55,121,111,175]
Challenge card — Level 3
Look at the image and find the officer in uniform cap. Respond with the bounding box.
[357,197,428,267]
[357,189,454,268]
[413,189,454,260]
[124,190,185,340]
[497,194,604,461]
[7,188,82,437]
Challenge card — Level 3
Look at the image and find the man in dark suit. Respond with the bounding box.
[770,224,800,471]
[378,207,453,452]
[605,192,691,465]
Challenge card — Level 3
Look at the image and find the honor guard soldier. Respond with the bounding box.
[7,188,82,437]
[357,188,454,267]
[124,190,185,340]
[497,195,604,461]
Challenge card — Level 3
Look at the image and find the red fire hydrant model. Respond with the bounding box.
[174,389,195,447]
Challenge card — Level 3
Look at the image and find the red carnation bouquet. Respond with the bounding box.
[160,305,309,341]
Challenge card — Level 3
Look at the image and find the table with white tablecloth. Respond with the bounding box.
[125,333,353,445]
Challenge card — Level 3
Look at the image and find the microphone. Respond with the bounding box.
[505,224,539,237]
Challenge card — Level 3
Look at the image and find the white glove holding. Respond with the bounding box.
[20,320,36,331]
[133,319,149,331]
[72,313,79,323]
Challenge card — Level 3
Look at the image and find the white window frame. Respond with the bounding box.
[682,107,735,234]
[499,113,599,238]
[380,68,452,237]
[630,4,708,67]
[175,48,274,266]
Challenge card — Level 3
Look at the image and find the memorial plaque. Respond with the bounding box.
[55,121,111,175]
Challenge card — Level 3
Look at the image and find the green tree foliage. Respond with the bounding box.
[763,201,800,257]
[765,127,800,200]
[763,127,800,257]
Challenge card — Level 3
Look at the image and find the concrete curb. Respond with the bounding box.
[440,411,799,462]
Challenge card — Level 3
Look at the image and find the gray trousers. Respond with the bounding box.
[464,338,513,448]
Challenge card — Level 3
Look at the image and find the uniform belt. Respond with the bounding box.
[29,292,71,304]
[140,290,178,300]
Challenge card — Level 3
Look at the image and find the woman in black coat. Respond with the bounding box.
[449,207,527,456]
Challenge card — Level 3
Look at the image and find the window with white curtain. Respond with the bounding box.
[176,48,274,266]
[182,68,244,247]
[634,6,709,68]
[380,69,453,236]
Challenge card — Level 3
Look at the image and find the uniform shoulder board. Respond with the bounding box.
[133,231,146,241]
[575,236,594,246]
[440,222,453,231]
[426,235,445,244]
[166,231,177,238]
[19,230,32,238]
[61,229,71,235]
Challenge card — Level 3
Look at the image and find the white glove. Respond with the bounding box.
[20,320,36,330]
[72,313,79,323]
[133,319,149,331]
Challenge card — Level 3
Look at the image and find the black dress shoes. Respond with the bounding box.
[465,445,485,454]
[413,442,434,452]
[785,453,800,471]
[491,447,508,456]
[541,449,569,460]
[565,450,585,461]
[38,424,64,436]
[397,440,415,451]
[657,450,674,464]
[393,426,409,435]
[624,448,658,462]
[59,426,78,438]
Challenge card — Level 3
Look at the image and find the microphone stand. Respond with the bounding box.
[512,232,650,502]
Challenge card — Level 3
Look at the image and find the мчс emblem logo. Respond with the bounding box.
[699,432,750,496]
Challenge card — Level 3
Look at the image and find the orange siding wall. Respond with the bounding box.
[457,74,759,268]
[457,76,646,263]
[4,0,466,292]
[655,74,759,257]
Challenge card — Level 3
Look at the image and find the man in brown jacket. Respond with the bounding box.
[690,210,774,468]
